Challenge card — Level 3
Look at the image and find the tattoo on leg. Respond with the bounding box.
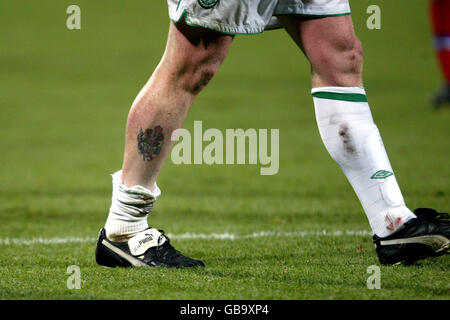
[137,125,164,161]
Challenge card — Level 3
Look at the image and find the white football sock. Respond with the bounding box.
[104,170,161,241]
[312,86,415,237]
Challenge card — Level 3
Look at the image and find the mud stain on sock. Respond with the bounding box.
[338,124,356,155]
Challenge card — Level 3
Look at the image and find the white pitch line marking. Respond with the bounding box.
[0,229,372,246]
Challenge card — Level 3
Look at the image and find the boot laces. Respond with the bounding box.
[155,230,180,259]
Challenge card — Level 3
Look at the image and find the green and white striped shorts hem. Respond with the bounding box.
[168,0,351,35]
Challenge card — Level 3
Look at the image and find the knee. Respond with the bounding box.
[312,35,364,86]
[336,35,363,75]
[185,61,220,95]
[173,52,225,96]
[347,37,363,73]
[159,21,232,96]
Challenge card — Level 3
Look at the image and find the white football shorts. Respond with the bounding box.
[168,0,351,34]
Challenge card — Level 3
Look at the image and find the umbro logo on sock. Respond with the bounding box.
[370,170,393,179]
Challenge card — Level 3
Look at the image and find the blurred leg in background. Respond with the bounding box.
[430,0,450,108]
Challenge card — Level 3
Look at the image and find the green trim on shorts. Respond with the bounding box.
[296,12,351,19]
[171,9,264,35]
[312,91,368,102]
[171,10,352,35]
[266,12,351,30]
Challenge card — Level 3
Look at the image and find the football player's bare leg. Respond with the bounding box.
[105,21,233,241]
[122,20,233,189]
[279,15,415,237]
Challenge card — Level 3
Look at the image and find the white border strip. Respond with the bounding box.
[0,229,372,246]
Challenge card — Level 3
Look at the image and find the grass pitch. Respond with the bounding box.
[0,1,449,299]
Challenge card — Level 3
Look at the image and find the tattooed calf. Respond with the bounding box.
[137,125,164,161]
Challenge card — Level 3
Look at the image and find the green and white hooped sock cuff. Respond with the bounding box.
[311,86,367,102]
